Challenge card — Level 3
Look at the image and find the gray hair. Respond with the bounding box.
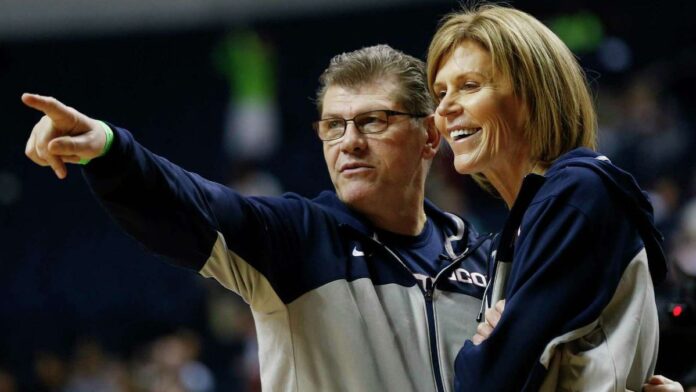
[316,44,434,116]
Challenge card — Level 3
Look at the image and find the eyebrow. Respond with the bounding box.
[433,71,490,88]
[321,107,393,119]
[319,113,344,119]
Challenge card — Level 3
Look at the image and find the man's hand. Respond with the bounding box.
[472,299,505,345]
[643,375,684,392]
[22,93,105,179]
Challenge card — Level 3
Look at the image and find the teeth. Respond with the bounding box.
[450,128,480,140]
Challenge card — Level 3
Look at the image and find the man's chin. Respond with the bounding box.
[337,187,377,211]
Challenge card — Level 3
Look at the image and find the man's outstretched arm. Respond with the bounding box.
[21,93,318,306]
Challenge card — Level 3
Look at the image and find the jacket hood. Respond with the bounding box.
[548,148,668,283]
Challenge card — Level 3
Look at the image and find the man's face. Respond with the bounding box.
[321,81,432,214]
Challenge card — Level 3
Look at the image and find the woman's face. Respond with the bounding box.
[432,39,529,178]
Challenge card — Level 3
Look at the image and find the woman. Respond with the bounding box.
[427,4,670,391]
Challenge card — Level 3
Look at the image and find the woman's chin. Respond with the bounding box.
[453,154,483,175]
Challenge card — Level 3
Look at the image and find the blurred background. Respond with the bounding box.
[1,0,696,391]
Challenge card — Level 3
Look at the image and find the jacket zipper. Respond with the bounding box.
[386,243,483,392]
[377,243,447,392]
[423,276,446,392]
[365,233,491,392]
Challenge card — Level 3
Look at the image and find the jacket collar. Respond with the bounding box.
[311,190,474,257]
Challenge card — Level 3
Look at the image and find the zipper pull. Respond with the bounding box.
[424,277,434,301]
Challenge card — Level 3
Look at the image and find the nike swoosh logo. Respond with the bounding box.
[352,246,365,257]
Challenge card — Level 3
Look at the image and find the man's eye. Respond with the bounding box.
[327,120,344,129]
[359,115,387,127]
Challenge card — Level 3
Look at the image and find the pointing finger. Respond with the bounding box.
[21,93,76,126]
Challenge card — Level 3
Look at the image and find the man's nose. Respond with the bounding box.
[340,122,367,153]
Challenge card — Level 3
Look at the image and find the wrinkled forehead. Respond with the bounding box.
[320,80,403,118]
[435,41,496,79]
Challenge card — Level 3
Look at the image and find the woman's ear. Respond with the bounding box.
[423,115,441,159]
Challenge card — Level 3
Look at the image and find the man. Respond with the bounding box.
[23,45,490,392]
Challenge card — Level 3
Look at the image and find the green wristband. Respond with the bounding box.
[79,121,114,165]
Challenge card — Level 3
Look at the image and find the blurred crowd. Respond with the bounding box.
[0,285,261,392]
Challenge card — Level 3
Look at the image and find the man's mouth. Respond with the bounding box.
[450,127,482,141]
[340,162,373,173]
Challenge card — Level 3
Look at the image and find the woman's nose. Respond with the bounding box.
[436,93,461,118]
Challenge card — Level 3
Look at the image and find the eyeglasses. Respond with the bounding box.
[312,110,428,141]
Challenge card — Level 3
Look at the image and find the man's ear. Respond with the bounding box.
[422,114,441,159]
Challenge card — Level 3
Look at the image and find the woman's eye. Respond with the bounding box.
[463,82,479,90]
[436,91,447,101]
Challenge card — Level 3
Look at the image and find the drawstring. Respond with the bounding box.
[477,278,492,322]
[476,234,498,322]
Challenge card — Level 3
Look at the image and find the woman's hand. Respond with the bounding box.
[472,299,505,345]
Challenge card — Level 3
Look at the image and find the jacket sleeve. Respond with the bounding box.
[453,169,643,391]
[82,125,322,306]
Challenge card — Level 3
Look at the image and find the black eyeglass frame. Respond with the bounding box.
[312,109,428,141]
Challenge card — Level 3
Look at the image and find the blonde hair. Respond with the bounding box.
[427,4,597,187]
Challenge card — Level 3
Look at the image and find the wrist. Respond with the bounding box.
[78,121,114,165]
